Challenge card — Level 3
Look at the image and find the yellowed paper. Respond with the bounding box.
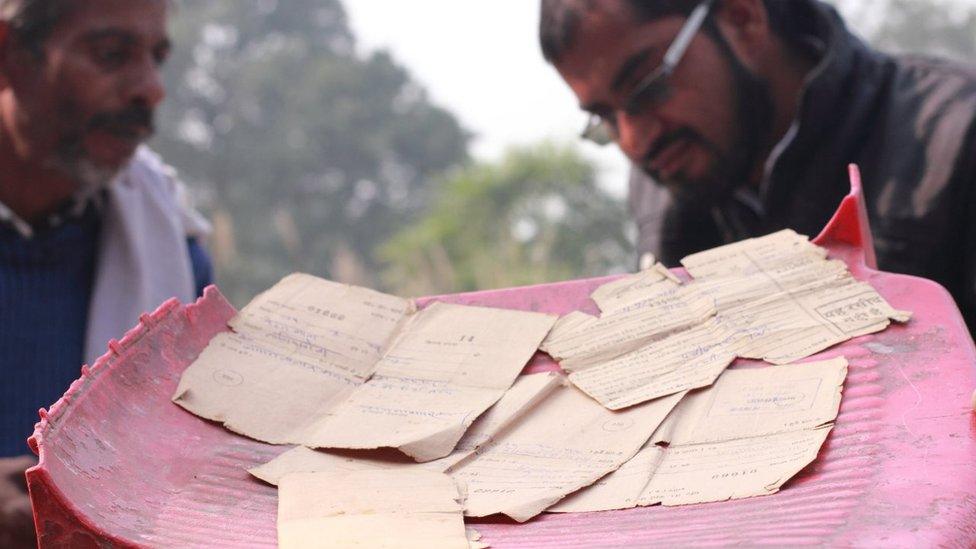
[542,284,716,370]
[251,446,400,485]
[429,371,564,470]
[661,357,848,445]
[642,427,832,506]
[549,445,665,513]
[249,373,564,484]
[174,274,555,459]
[564,317,737,410]
[277,470,468,549]
[305,303,557,461]
[551,358,847,512]
[541,272,720,409]
[544,230,906,410]
[682,230,911,365]
[644,358,846,506]
[680,229,828,280]
[173,274,413,444]
[448,384,684,522]
[588,263,681,313]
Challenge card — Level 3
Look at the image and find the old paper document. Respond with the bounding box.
[428,371,564,470]
[681,230,911,364]
[642,428,831,506]
[547,444,666,513]
[587,262,681,313]
[304,302,556,461]
[552,358,847,512]
[541,270,721,410]
[560,317,737,410]
[277,470,468,549]
[542,280,716,371]
[174,274,555,459]
[173,274,414,444]
[643,357,847,506]
[449,383,684,522]
[656,357,847,445]
[249,373,563,484]
[543,230,906,410]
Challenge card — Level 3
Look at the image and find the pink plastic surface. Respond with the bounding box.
[27,166,976,547]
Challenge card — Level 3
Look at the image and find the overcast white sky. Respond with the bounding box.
[343,0,632,196]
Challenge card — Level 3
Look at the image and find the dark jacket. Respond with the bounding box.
[629,0,976,329]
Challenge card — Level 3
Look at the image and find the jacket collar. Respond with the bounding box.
[761,0,889,204]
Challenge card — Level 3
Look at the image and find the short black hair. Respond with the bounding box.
[1,0,78,54]
[539,0,802,64]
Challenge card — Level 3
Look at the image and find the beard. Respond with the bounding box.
[44,102,155,190]
[642,41,775,205]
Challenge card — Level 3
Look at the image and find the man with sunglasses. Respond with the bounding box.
[540,0,976,329]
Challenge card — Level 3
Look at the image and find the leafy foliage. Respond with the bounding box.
[152,0,469,304]
[379,143,632,296]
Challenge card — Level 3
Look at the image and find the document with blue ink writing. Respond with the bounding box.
[174,273,556,461]
[551,357,847,512]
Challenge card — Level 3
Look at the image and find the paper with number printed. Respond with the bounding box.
[551,358,847,512]
[249,373,564,484]
[174,273,556,461]
[543,230,907,410]
[448,383,684,522]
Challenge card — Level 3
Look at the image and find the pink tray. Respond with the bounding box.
[27,169,976,547]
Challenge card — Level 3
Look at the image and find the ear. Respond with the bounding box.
[712,0,771,70]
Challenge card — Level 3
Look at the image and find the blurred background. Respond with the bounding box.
[152,0,976,305]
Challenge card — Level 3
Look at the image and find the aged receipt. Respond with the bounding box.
[562,317,737,410]
[547,444,665,513]
[277,470,468,549]
[449,383,684,522]
[174,274,556,460]
[305,302,556,461]
[542,283,716,371]
[543,230,906,410]
[551,358,847,512]
[250,373,564,484]
[683,231,911,365]
[541,272,720,409]
[173,274,413,444]
[642,428,831,506]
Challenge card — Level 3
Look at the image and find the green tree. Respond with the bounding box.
[379,143,633,296]
[152,0,469,304]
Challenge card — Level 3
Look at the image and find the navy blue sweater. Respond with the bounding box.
[0,205,212,456]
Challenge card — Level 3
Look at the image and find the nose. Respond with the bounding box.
[126,54,166,109]
[615,110,664,163]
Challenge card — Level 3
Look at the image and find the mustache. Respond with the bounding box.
[642,127,706,167]
[87,104,155,139]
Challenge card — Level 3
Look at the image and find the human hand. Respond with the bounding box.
[0,456,36,549]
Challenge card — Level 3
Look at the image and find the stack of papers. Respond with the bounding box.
[552,357,847,511]
[543,230,909,410]
[173,230,909,546]
[174,274,557,461]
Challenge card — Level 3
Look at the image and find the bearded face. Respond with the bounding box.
[1,0,169,189]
